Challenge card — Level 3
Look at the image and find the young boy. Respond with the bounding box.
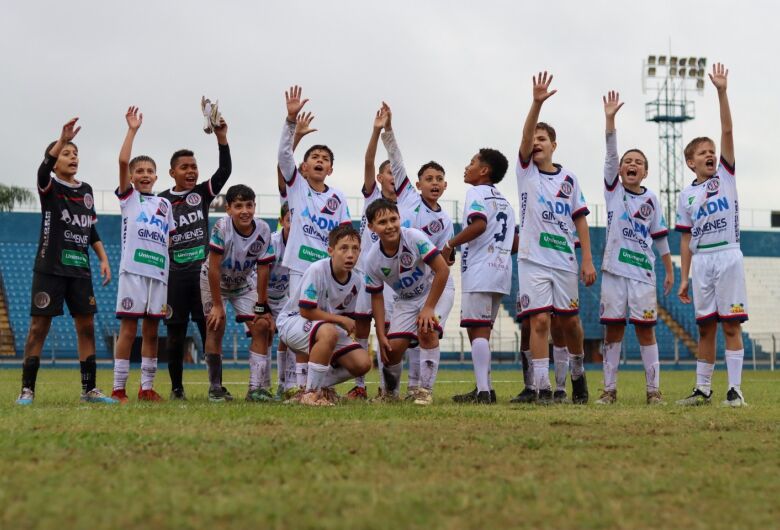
[444,150,516,404]
[112,107,176,403]
[269,203,296,398]
[277,225,371,406]
[675,63,747,407]
[17,118,116,405]
[596,92,673,405]
[512,72,597,405]
[201,185,275,402]
[159,112,231,400]
[364,199,451,405]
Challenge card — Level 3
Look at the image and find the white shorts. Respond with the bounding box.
[288,271,304,303]
[387,285,455,340]
[692,248,748,324]
[515,259,579,320]
[354,286,395,323]
[116,272,167,319]
[268,296,288,319]
[200,275,256,323]
[599,271,657,326]
[278,314,361,362]
[460,292,504,328]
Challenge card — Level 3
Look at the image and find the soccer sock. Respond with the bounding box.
[552,346,569,391]
[376,349,387,390]
[533,357,551,391]
[322,365,353,388]
[696,360,714,394]
[306,362,329,391]
[21,356,40,392]
[205,353,223,391]
[521,350,533,388]
[276,346,287,387]
[419,347,440,391]
[261,352,272,390]
[295,362,308,388]
[140,357,157,391]
[725,349,744,390]
[471,338,491,392]
[355,338,369,388]
[80,354,96,393]
[285,351,297,390]
[569,353,585,380]
[407,345,421,389]
[248,351,264,391]
[640,343,660,392]
[166,323,186,392]
[113,358,130,391]
[382,361,403,396]
[603,342,622,392]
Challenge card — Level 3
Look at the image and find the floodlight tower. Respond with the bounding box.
[642,54,707,224]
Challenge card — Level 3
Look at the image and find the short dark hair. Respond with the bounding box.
[170,149,194,168]
[684,137,715,162]
[535,122,557,143]
[225,184,255,204]
[365,198,399,224]
[620,149,648,170]
[328,224,360,248]
[303,144,335,165]
[130,155,157,172]
[417,161,445,178]
[378,160,391,174]
[478,148,509,184]
[45,141,77,158]
[280,202,290,220]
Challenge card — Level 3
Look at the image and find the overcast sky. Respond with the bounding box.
[2,0,778,225]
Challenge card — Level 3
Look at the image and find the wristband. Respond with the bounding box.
[254,302,271,315]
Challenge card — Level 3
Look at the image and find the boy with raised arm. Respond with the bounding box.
[675,63,748,407]
[16,118,116,406]
[159,111,231,400]
[365,199,451,405]
[511,71,596,405]
[596,92,673,405]
[111,107,175,403]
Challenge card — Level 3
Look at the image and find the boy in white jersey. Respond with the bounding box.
[595,92,673,405]
[364,200,451,405]
[512,72,597,405]
[270,203,296,399]
[111,107,175,403]
[201,185,275,402]
[444,150,515,404]
[277,225,371,406]
[675,63,747,407]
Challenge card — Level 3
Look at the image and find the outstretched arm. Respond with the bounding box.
[379,102,411,196]
[709,62,733,168]
[364,105,387,196]
[277,112,317,195]
[519,72,557,163]
[39,118,81,191]
[603,91,623,189]
[119,106,142,193]
[278,85,310,184]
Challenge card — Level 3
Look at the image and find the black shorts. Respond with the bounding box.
[30,272,97,317]
[165,270,205,325]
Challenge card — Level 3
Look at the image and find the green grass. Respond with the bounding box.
[1,368,779,530]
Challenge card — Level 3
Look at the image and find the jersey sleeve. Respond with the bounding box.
[206,143,232,197]
[364,262,384,294]
[90,223,101,244]
[381,130,414,200]
[37,155,56,193]
[165,200,176,234]
[115,185,134,205]
[411,229,440,264]
[278,119,298,186]
[338,193,352,226]
[649,196,669,241]
[718,157,735,183]
[463,188,488,225]
[604,130,620,193]
[515,153,534,179]
[209,219,226,254]
[257,226,276,265]
[675,192,692,233]
[298,265,322,308]
[571,177,589,220]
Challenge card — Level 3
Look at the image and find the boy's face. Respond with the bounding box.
[377,163,395,197]
[417,168,447,202]
[169,156,199,191]
[301,149,333,184]
[54,145,79,178]
[130,162,158,194]
[328,235,360,272]
[281,211,291,232]
[618,151,648,188]
[226,198,256,231]
[368,209,401,246]
[686,140,717,178]
[532,129,556,165]
[463,154,488,185]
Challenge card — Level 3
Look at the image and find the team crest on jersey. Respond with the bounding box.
[34,292,51,309]
[336,285,359,310]
[706,178,720,198]
[321,195,342,215]
[186,194,202,207]
[423,219,444,235]
[556,176,574,199]
[633,199,654,221]
[520,294,530,309]
[303,320,313,332]
[249,239,264,255]
[83,193,94,210]
[400,252,414,270]
[121,297,134,311]
[370,232,379,242]
[730,303,745,314]
[156,200,169,217]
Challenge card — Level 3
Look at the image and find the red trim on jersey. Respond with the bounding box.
[675,225,692,233]
[466,212,488,224]
[422,248,440,264]
[331,343,362,364]
[553,306,580,315]
[695,312,719,324]
[719,312,748,322]
[307,321,327,352]
[208,244,224,254]
[571,206,590,220]
[720,156,735,176]
[518,305,554,319]
[361,183,375,198]
[286,168,298,187]
[604,175,620,192]
[460,318,492,328]
[387,331,418,341]
[257,256,275,265]
[629,318,657,327]
[298,300,318,309]
[518,154,531,170]
[395,176,411,198]
[116,186,134,200]
[366,285,384,294]
[651,229,669,239]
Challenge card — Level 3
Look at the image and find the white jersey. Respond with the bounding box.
[279,257,363,318]
[363,227,440,301]
[602,131,669,285]
[515,158,589,273]
[357,184,414,271]
[268,230,290,301]
[277,120,352,273]
[117,187,174,283]
[202,216,274,294]
[675,157,739,254]
[460,185,515,294]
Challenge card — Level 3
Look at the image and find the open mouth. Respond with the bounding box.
[532,147,543,155]
[627,169,637,177]
[68,163,78,170]
[313,164,324,172]
[705,159,715,168]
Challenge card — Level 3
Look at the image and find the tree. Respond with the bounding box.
[0,184,34,212]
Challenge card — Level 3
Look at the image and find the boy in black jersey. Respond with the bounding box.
[159,115,231,400]
[17,118,116,405]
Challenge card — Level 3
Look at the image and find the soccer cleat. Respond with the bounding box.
[413,388,434,406]
[646,390,665,405]
[370,390,401,403]
[170,388,187,401]
[722,387,747,407]
[404,386,420,401]
[111,389,129,404]
[201,96,221,134]
[595,389,617,405]
[321,387,341,405]
[510,387,537,404]
[16,387,34,406]
[345,385,368,401]
[138,388,164,402]
[81,388,119,404]
[283,388,305,404]
[537,388,554,405]
[300,390,335,407]
[553,389,569,404]
[452,387,497,404]
[571,373,589,404]
[475,390,495,404]
[245,388,274,402]
[208,386,234,403]
[676,387,712,406]
[275,384,285,401]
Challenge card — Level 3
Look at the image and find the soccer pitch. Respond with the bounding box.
[2,368,779,530]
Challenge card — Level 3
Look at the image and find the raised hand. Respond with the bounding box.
[214,116,228,144]
[373,106,388,130]
[285,85,309,120]
[382,101,393,130]
[603,91,624,119]
[532,71,557,104]
[709,62,728,91]
[60,117,81,143]
[295,111,317,138]
[125,106,143,131]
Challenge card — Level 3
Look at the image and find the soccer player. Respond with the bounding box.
[111,107,175,403]
[445,150,516,404]
[511,71,597,405]
[277,225,371,406]
[596,92,673,405]
[364,199,451,405]
[200,185,274,402]
[159,111,232,400]
[17,118,116,405]
[269,203,296,399]
[675,63,747,407]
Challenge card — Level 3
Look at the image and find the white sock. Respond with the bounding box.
[640,343,660,392]
[249,351,265,391]
[533,357,551,391]
[603,342,621,392]
[471,338,491,392]
[552,346,569,391]
[261,352,272,389]
[284,351,297,390]
[569,353,585,379]
[407,346,421,388]
[276,347,287,387]
[419,347,440,391]
[355,338,369,388]
[295,362,308,388]
[113,358,129,391]
[376,349,386,390]
[383,361,403,396]
[140,357,157,391]
[725,349,743,390]
[306,362,329,391]
[696,360,714,393]
[323,365,353,388]
[522,350,533,388]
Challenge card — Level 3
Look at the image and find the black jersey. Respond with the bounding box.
[33,155,100,279]
[158,143,231,274]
